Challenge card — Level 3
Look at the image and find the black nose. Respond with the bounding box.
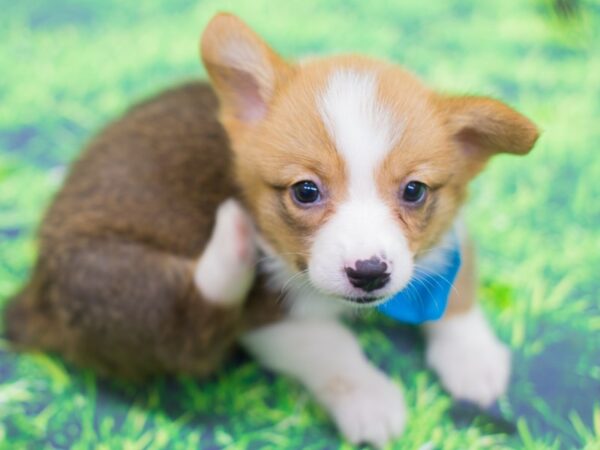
[345,257,390,292]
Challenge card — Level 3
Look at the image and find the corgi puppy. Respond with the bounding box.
[5,13,538,448]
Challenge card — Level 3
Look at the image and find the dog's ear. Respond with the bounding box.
[434,95,539,178]
[201,13,294,129]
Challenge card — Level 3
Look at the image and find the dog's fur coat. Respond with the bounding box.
[5,14,538,447]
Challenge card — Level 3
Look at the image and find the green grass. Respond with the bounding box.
[1,0,599,448]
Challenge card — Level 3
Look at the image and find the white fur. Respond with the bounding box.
[318,70,402,193]
[241,319,406,448]
[194,199,255,305]
[255,234,347,318]
[311,70,412,299]
[424,306,511,407]
[309,200,413,300]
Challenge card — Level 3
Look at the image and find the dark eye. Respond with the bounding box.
[291,180,321,205]
[402,181,428,204]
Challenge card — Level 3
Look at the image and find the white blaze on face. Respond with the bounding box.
[309,70,413,299]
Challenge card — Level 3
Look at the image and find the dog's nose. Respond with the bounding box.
[345,257,390,292]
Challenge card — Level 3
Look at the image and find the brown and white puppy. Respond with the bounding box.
[202,14,537,447]
[5,13,538,448]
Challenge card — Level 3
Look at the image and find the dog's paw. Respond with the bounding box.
[425,309,511,408]
[194,199,256,305]
[216,198,256,264]
[315,367,406,449]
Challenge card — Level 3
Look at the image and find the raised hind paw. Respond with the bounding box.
[194,199,256,306]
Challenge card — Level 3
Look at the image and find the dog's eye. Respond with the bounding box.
[401,181,428,205]
[291,180,321,205]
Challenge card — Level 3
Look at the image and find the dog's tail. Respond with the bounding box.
[4,288,31,344]
[3,284,45,348]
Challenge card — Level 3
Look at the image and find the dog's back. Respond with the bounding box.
[43,82,233,254]
[4,82,279,378]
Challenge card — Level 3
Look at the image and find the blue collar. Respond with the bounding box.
[377,233,461,324]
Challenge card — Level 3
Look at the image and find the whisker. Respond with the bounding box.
[411,276,438,313]
[414,266,459,298]
[270,269,309,305]
[412,268,459,313]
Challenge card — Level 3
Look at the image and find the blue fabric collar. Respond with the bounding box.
[377,232,461,324]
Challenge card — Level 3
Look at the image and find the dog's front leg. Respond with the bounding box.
[423,237,511,407]
[242,319,406,448]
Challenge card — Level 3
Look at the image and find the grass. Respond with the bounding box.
[1,0,599,448]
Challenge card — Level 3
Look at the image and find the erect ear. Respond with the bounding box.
[434,95,540,178]
[200,13,293,128]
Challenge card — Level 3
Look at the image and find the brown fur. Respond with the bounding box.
[5,13,538,382]
[443,234,479,316]
[200,14,537,323]
[202,36,538,271]
[4,82,283,379]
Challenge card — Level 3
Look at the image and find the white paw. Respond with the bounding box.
[215,199,256,264]
[195,199,256,305]
[315,367,406,449]
[425,309,511,408]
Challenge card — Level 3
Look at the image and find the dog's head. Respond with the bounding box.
[201,13,538,306]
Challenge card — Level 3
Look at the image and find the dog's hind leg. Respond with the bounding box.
[4,199,257,378]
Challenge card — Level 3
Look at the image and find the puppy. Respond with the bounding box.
[5,13,538,448]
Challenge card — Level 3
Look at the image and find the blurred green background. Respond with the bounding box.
[0,0,598,449]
